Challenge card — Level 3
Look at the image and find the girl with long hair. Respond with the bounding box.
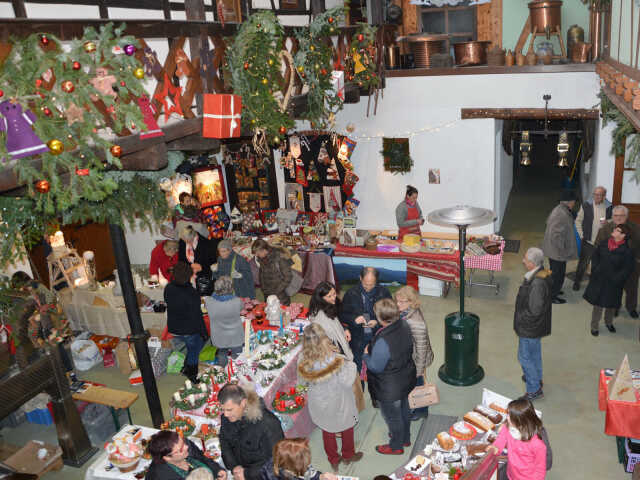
[309,282,352,361]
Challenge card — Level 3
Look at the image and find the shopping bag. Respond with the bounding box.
[352,376,365,412]
[408,370,440,409]
[167,351,185,374]
[199,345,218,362]
[148,337,171,377]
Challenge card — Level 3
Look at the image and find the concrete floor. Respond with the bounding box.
[4,162,638,479]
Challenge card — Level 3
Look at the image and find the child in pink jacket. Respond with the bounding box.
[488,398,547,480]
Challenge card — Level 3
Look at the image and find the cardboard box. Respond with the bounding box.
[115,342,136,375]
[148,327,172,349]
[4,440,63,477]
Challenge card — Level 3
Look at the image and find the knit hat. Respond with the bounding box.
[218,239,233,252]
[561,189,578,202]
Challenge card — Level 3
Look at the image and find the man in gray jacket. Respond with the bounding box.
[514,247,552,401]
[542,190,578,304]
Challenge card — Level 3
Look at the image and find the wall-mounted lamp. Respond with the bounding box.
[520,131,531,166]
[557,131,569,167]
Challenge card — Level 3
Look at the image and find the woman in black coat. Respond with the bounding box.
[146,430,225,480]
[178,225,219,275]
[164,261,207,383]
[584,223,634,336]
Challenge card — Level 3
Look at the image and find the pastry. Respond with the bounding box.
[466,442,489,457]
[436,431,455,450]
[463,411,494,432]
[415,455,426,466]
[474,405,504,424]
[450,421,476,440]
[487,431,497,443]
[489,402,508,415]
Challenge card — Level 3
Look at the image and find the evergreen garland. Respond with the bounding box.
[293,7,345,129]
[599,88,640,180]
[0,23,146,214]
[227,12,294,143]
[346,23,380,91]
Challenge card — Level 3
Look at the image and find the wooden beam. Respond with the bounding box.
[119,142,168,170]
[11,0,26,17]
[98,0,109,18]
[166,134,221,151]
[344,83,360,104]
[491,0,502,49]
[162,0,172,19]
[604,57,640,84]
[602,85,640,131]
[185,0,207,112]
[115,117,203,155]
[1,0,217,11]
[386,62,596,77]
[461,108,600,120]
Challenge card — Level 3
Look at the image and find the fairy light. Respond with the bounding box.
[337,120,458,141]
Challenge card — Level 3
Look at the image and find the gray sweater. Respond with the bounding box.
[205,295,244,348]
[395,200,423,228]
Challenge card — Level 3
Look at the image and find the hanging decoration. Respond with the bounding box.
[154,73,183,122]
[346,24,380,92]
[0,100,50,159]
[137,94,164,140]
[599,89,640,181]
[293,7,345,129]
[381,138,413,174]
[227,12,295,145]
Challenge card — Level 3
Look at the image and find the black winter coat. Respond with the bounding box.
[219,397,284,480]
[513,268,553,339]
[164,282,207,336]
[338,284,392,353]
[145,439,223,480]
[179,233,219,273]
[584,240,635,308]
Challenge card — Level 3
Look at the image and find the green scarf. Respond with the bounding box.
[167,458,211,479]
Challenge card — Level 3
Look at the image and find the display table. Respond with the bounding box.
[334,244,460,286]
[464,241,505,296]
[60,286,166,337]
[72,385,139,431]
[598,369,640,438]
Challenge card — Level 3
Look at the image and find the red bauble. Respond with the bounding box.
[61,80,75,93]
[110,145,122,158]
[243,62,250,70]
[294,396,304,405]
[40,35,50,46]
[289,387,296,395]
[204,407,211,415]
[357,34,364,42]
[0,89,3,97]
[328,16,334,23]
[72,61,81,70]
[42,107,52,116]
[75,167,90,176]
[279,126,287,135]
[120,81,126,86]
[320,68,327,76]
[35,180,50,193]
[35,79,43,88]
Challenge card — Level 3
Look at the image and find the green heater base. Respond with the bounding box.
[438,311,485,386]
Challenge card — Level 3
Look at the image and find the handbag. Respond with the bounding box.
[196,272,214,296]
[408,369,440,409]
[285,270,304,297]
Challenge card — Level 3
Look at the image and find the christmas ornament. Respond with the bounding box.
[174,49,194,77]
[0,100,50,159]
[261,78,268,85]
[110,145,122,158]
[328,16,334,23]
[61,80,75,93]
[244,62,250,70]
[279,126,287,135]
[75,166,90,176]
[154,73,183,121]
[0,90,3,97]
[137,94,164,140]
[297,65,304,73]
[142,46,163,77]
[35,180,50,193]
[47,139,64,155]
[133,67,145,79]
[120,81,126,86]
[84,41,96,53]
[65,103,84,126]
[39,35,50,46]
[72,61,81,70]
[124,44,136,56]
[89,67,117,98]
[42,107,52,117]
[35,79,43,88]
[357,34,364,42]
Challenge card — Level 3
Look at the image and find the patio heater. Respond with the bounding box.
[428,205,495,386]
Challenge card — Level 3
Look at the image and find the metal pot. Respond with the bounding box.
[528,1,563,35]
[384,45,400,69]
[567,24,584,60]
[453,41,490,66]
[398,34,449,68]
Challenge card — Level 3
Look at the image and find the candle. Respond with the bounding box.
[244,319,251,356]
[200,383,208,392]
[187,394,195,405]
[279,312,284,337]
[173,392,181,401]
[185,380,192,389]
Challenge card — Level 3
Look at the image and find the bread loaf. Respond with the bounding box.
[489,402,507,415]
[463,412,494,432]
[436,431,455,450]
[474,405,503,424]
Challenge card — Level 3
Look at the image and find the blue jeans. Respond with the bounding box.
[518,337,542,394]
[410,376,429,420]
[379,396,411,450]
[173,334,204,366]
[353,330,374,373]
[216,345,243,367]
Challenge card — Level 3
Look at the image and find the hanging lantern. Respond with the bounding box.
[519,131,531,167]
[557,131,569,168]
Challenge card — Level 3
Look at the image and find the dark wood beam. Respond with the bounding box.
[98,0,109,19]
[185,0,207,112]
[166,134,220,151]
[0,0,217,11]
[11,0,26,17]
[0,19,238,42]
[601,85,640,131]
[115,117,203,155]
[119,142,168,170]
[460,108,600,120]
[344,83,360,104]
[162,0,172,19]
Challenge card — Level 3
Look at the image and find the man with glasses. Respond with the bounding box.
[573,186,612,291]
[595,205,640,318]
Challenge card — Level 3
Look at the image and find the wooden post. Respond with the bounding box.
[185,0,207,114]
[11,0,26,17]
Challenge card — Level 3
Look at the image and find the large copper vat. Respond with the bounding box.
[400,34,449,68]
[453,41,490,66]
[528,1,563,34]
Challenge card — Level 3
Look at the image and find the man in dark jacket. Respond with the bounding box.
[219,383,284,480]
[514,247,552,402]
[338,267,392,374]
[573,186,612,290]
[595,205,640,318]
[363,298,416,455]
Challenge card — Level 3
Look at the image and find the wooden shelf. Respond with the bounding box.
[386,63,596,78]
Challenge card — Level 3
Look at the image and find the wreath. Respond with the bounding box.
[381,138,413,174]
[200,367,228,386]
[346,23,380,92]
[172,392,208,412]
[257,350,286,370]
[273,388,306,414]
[203,401,221,419]
[162,416,195,436]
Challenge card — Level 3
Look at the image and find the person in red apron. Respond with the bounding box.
[395,185,424,241]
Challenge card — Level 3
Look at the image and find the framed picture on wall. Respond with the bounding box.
[192,165,227,207]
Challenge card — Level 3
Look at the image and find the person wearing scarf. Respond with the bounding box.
[395,185,424,242]
[584,224,634,336]
[205,275,244,367]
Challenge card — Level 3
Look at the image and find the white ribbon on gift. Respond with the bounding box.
[203,96,241,136]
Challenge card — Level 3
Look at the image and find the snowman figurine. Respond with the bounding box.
[265,295,281,328]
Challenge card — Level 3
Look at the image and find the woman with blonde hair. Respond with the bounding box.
[394,285,433,421]
[297,324,362,471]
[258,438,337,480]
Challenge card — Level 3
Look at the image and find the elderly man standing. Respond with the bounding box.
[573,186,612,291]
[515,248,552,401]
[339,267,392,375]
[595,205,640,318]
[542,190,578,304]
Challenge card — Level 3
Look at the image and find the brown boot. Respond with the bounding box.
[329,456,342,472]
[341,452,363,464]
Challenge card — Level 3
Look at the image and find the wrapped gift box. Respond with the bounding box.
[203,94,242,138]
[331,71,344,100]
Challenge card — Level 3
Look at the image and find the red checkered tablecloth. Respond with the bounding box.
[464,241,505,272]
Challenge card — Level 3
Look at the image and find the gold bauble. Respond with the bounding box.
[84,41,96,53]
[133,68,145,79]
[261,78,268,85]
[47,139,64,155]
[110,145,123,158]
[297,66,304,73]
[35,180,50,193]
[268,58,274,66]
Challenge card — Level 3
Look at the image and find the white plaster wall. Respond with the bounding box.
[592,121,616,197]
[494,119,513,231]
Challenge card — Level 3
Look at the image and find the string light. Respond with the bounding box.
[336,119,458,141]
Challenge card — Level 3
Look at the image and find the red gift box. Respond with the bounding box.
[203,94,242,138]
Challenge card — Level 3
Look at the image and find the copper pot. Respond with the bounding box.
[400,34,449,68]
[528,1,563,36]
[453,41,490,66]
[571,41,592,63]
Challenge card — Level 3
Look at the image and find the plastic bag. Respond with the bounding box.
[70,339,102,371]
[199,345,217,362]
[148,337,171,377]
[167,351,185,374]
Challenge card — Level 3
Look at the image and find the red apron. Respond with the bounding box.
[398,202,421,242]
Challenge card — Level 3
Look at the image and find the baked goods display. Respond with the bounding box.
[449,421,477,440]
[436,431,455,450]
[489,402,508,415]
[466,442,490,457]
[463,411,494,432]
[474,405,504,424]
